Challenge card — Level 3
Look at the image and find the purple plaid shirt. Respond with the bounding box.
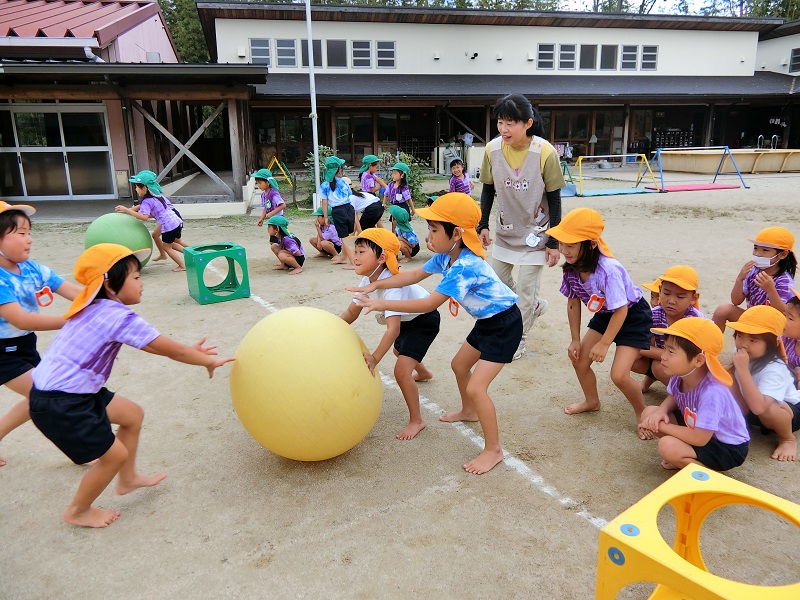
[559,255,642,314]
[385,183,411,205]
[319,223,341,246]
[280,236,304,256]
[783,336,800,370]
[742,267,794,308]
[139,196,183,233]
[361,172,377,193]
[651,305,707,349]
[261,189,285,215]
[449,174,471,194]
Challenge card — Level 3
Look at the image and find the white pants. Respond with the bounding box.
[490,257,544,337]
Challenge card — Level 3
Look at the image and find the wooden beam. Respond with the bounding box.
[157,101,225,182]
[442,106,485,144]
[228,99,244,201]
[0,85,252,101]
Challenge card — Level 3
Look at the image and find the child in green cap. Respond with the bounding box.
[359,155,387,197]
[385,162,414,218]
[388,205,420,262]
[252,169,285,241]
[308,206,342,259]
[266,216,304,275]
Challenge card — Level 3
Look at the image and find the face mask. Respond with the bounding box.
[679,366,698,378]
[752,254,779,270]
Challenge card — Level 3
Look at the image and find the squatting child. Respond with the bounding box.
[267,216,304,275]
[253,169,286,241]
[308,206,342,260]
[388,205,420,262]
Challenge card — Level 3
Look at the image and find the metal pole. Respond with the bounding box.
[305,0,321,209]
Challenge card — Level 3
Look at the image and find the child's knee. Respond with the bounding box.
[610,367,634,388]
[657,435,681,458]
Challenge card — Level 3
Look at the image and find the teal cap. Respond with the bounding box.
[360,154,380,174]
[129,170,162,195]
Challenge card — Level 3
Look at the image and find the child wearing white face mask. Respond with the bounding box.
[712,227,797,332]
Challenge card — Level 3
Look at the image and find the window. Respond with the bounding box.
[600,45,617,70]
[376,41,395,68]
[580,45,597,70]
[301,39,322,68]
[559,45,576,70]
[250,39,270,66]
[621,45,637,70]
[352,40,371,68]
[790,48,800,73]
[327,40,347,68]
[537,44,555,69]
[276,39,297,67]
[641,45,658,70]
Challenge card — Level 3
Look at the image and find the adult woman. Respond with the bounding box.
[478,94,565,360]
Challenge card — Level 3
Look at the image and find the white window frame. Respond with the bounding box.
[326,39,348,68]
[301,39,322,68]
[537,44,555,70]
[641,45,658,70]
[790,48,800,73]
[276,39,297,68]
[352,40,371,69]
[600,45,618,70]
[249,38,270,67]
[579,45,597,70]
[559,44,576,70]
[376,41,396,69]
[621,45,638,71]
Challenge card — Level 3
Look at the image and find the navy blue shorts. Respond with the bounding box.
[674,410,749,471]
[331,204,356,239]
[394,310,440,363]
[747,402,800,433]
[162,225,182,244]
[29,386,116,465]
[466,304,523,363]
[359,202,384,230]
[0,333,40,386]
[588,296,652,350]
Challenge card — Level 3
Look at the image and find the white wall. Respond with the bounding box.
[756,35,800,74]
[215,18,758,77]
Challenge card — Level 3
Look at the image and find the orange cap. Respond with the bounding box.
[651,317,732,386]
[726,305,788,363]
[659,265,700,309]
[356,228,400,274]
[545,208,613,257]
[0,200,35,217]
[414,192,485,258]
[749,227,794,252]
[641,278,661,294]
[65,243,150,319]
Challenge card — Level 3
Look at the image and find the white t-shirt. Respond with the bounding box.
[350,192,381,213]
[355,268,429,322]
[736,360,800,405]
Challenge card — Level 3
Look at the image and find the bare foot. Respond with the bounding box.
[0,454,6,467]
[273,262,283,267]
[342,264,356,270]
[771,438,797,461]
[331,258,346,264]
[640,375,656,393]
[463,449,504,474]
[313,253,328,258]
[152,255,167,262]
[400,257,411,263]
[272,265,289,271]
[396,420,426,440]
[439,410,479,422]
[62,506,121,528]
[171,267,186,272]
[413,369,433,382]
[660,460,679,470]
[564,400,601,415]
[116,472,167,496]
[288,267,303,275]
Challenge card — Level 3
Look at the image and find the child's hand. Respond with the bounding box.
[479,229,493,249]
[352,292,381,314]
[567,340,581,363]
[639,412,667,436]
[193,336,218,355]
[115,205,131,214]
[754,270,776,293]
[206,356,236,378]
[589,341,610,363]
[257,218,264,227]
[346,281,378,294]
[738,260,755,280]
[363,352,377,375]
[732,348,750,371]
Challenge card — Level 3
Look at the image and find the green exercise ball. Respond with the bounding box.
[84,213,153,267]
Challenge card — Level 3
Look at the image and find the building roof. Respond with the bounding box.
[253,71,797,103]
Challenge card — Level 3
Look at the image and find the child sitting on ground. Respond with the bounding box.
[632,266,706,393]
[309,206,342,260]
[340,228,439,440]
[728,305,800,461]
[388,205,420,262]
[267,216,304,275]
[780,290,800,386]
[639,317,749,472]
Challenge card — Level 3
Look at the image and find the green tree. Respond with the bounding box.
[159,0,209,63]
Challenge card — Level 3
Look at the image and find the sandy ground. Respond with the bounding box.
[2,169,800,599]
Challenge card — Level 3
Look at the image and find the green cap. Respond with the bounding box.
[390,162,410,176]
[129,170,162,195]
[251,168,279,190]
[266,215,291,236]
[359,154,380,174]
[311,206,333,217]
[324,156,346,183]
[388,204,412,233]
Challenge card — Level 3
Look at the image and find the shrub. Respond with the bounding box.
[302,145,334,186]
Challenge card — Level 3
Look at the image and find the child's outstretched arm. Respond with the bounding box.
[355,290,447,316]
[345,268,430,294]
[115,205,149,222]
[55,281,82,301]
[0,303,67,331]
[340,300,363,324]
[142,335,234,378]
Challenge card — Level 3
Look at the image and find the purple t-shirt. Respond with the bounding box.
[782,336,800,370]
[449,173,471,194]
[279,236,303,256]
[651,305,707,349]
[319,223,341,246]
[32,299,159,394]
[742,267,794,308]
[559,255,643,314]
[261,189,285,215]
[385,183,411,205]
[139,196,182,233]
[361,172,377,193]
[667,373,750,445]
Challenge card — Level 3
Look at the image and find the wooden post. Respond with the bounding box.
[228,99,244,201]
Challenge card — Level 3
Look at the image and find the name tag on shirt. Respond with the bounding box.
[587,294,606,313]
[683,407,697,429]
[35,286,54,307]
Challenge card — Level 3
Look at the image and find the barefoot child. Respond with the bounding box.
[632,266,706,392]
[28,243,233,527]
[728,305,800,461]
[546,208,653,420]
[320,156,356,269]
[712,227,796,331]
[340,228,439,440]
[267,216,304,275]
[253,169,286,240]
[117,170,186,272]
[350,192,522,474]
[308,206,342,259]
[0,202,82,467]
[388,205,420,262]
[638,317,749,471]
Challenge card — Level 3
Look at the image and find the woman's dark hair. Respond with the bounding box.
[561,240,600,274]
[776,251,797,278]
[0,210,31,239]
[665,335,703,360]
[492,94,545,138]
[354,237,384,258]
[734,331,788,375]
[95,254,141,299]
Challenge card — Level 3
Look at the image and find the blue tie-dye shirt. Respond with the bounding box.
[0,260,64,338]
[423,248,518,319]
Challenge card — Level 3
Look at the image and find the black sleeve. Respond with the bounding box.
[545,188,562,250]
[479,183,495,232]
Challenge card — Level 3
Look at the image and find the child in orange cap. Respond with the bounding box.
[728,305,800,461]
[780,289,800,386]
[641,278,661,308]
[348,192,521,474]
[632,266,707,393]
[639,317,749,472]
[340,228,439,440]
[546,208,653,421]
[28,244,234,528]
[712,226,796,332]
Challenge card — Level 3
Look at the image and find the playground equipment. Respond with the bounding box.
[595,465,800,599]
[650,146,749,191]
[571,153,660,197]
[266,155,296,190]
[560,161,577,197]
[184,242,250,305]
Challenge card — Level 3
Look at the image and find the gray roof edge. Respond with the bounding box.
[0,61,268,76]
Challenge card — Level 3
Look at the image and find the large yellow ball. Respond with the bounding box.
[230,307,383,461]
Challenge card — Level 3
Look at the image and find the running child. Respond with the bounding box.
[781,290,800,386]
[632,265,706,392]
[349,192,522,474]
[359,154,388,197]
[253,169,286,241]
[638,317,749,471]
[0,202,82,467]
[546,208,653,420]
[388,205,420,262]
[28,243,233,527]
[449,158,475,194]
[728,305,800,461]
[320,156,356,269]
[267,216,304,275]
[340,228,439,440]
[308,206,342,259]
[117,170,186,272]
[712,227,796,331]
